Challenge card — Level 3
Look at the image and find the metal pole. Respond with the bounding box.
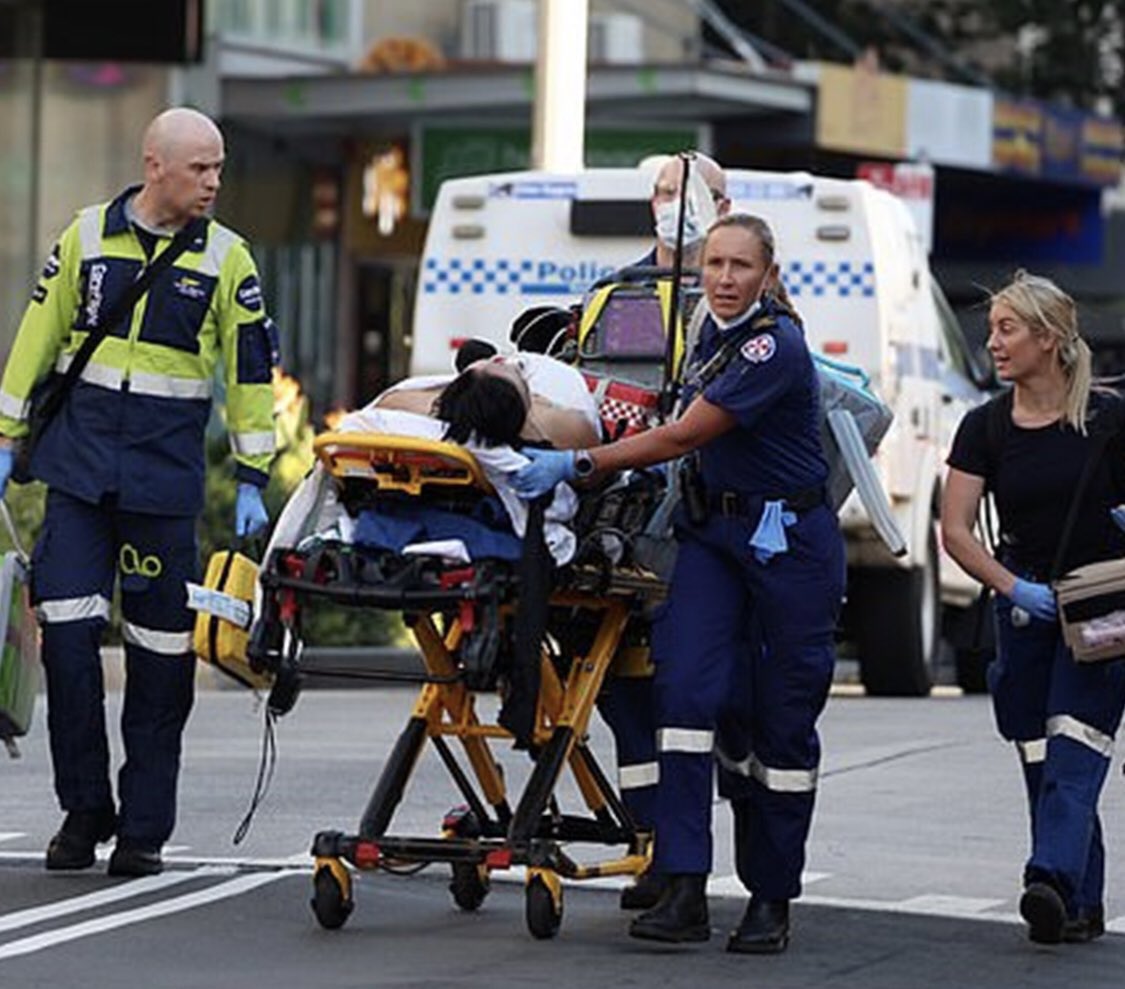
[25,0,44,285]
[530,0,588,172]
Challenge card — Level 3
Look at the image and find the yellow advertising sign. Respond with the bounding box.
[1081,117,1123,185]
[992,99,1042,174]
[816,62,908,158]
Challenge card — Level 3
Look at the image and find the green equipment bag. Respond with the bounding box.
[0,503,40,756]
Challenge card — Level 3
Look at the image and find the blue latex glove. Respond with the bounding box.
[510,449,576,500]
[235,482,269,538]
[0,446,12,501]
[1009,578,1057,622]
[749,499,798,564]
[1111,505,1125,534]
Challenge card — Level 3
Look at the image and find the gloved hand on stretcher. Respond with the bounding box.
[511,448,576,500]
[1007,577,1057,622]
[235,482,270,538]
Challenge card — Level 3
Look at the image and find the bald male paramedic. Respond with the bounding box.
[0,107,278,877]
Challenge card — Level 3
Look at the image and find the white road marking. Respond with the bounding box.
[0,850,314,871]
[708,871,830,898]
[802,892,1020,925]
[896,894,1007,915]
[1107,915,1125,934]
[0,869,218,934]
[0,870,295,961]
[0,834,25,844]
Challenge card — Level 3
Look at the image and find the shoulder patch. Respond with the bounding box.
[41,243,61,280]
[236,274,263,312]
[740,333,777,364]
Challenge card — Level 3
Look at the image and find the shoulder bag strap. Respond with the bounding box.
[687,311,778,393]
[1049,400,1125,580]
[52,221,199,402]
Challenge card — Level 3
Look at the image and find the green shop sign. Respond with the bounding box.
[419,125,698,209]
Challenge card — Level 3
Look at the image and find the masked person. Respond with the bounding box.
[0,107,278,877]
[511,213,845,954]
[631,152,730,271]
[941,271,1125,945]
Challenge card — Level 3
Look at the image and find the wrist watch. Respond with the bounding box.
[573,449,596,480]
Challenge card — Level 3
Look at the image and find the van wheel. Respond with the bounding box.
[852,528,940,697]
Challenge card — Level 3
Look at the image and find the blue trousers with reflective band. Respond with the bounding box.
[991,592,1125,916]
[597,674,656,830]
[32,489,199,848]
[651,505,844,897]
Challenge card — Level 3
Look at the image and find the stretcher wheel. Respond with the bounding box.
[525,871,562,940]
[311,864,354,930]
[449,862,490,911]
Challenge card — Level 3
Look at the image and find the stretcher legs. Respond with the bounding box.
[308,597,652,939]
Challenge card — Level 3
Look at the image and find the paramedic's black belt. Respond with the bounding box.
[707,487,825,518]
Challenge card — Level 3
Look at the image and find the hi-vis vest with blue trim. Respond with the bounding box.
[0,187,278,516]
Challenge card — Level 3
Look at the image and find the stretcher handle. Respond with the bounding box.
[0,500,29,565]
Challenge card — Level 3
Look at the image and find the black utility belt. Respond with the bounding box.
[707,486,825,519]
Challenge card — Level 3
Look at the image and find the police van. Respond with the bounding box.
[411,168,993,696]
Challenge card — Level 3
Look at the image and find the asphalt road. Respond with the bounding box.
[1,670,1123,988]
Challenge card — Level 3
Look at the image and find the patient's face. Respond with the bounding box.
[472,356,532,409]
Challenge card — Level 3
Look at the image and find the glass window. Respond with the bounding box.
[932,278,988,388]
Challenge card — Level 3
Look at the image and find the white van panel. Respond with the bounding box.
[413,168,893,379]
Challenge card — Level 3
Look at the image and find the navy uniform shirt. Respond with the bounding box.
[685,300,827,497]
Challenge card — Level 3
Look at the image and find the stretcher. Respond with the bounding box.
[247,430,666,939]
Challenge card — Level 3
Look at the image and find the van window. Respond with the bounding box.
[932,279,988,388]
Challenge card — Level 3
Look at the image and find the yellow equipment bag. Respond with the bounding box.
[191,550,271,689]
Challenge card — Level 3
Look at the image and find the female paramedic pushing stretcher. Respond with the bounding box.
[512,213,846,954]
[940,271,1125,946]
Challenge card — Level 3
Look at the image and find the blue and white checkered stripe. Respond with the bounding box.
[423,257,535,295]
[421,256,876,299]
[783,260,875,298]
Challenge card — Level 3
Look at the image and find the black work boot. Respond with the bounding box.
[629,873,710,943]
[45,808,117,871]
[108,840,164,877]
[1063,905,1105,944]
[620,869,669,910]
[1020,881,1066,944]
[727,896,790,954]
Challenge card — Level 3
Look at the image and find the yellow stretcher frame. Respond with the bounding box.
[273,432,660,939]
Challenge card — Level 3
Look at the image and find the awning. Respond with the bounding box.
[221,61,813,140]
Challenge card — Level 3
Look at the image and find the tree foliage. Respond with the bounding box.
[716,0,1124,118]
[906,0,1123,116]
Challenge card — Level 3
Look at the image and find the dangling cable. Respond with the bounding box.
[232,704,278,846]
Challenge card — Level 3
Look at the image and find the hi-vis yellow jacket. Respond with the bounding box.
[0,186,278,517]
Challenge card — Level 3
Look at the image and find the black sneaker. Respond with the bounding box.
[1020,881,1066,944]
[1063,906,1106,943]
[107,841,163,877]
[45,808,117,871]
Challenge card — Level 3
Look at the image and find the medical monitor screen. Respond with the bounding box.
[598,293,666,360]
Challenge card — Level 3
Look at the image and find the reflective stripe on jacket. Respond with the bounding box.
[0,186,278,515]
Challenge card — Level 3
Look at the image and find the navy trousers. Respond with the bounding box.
[991,593,1125,917]
[651,505,844,898]
[32,489,198,848]
[598,671,657,830]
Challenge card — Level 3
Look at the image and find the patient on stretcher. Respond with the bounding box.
[374,351,600,450]
[267,352,603,568]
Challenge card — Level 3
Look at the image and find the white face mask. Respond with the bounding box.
[653,199,705,249]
